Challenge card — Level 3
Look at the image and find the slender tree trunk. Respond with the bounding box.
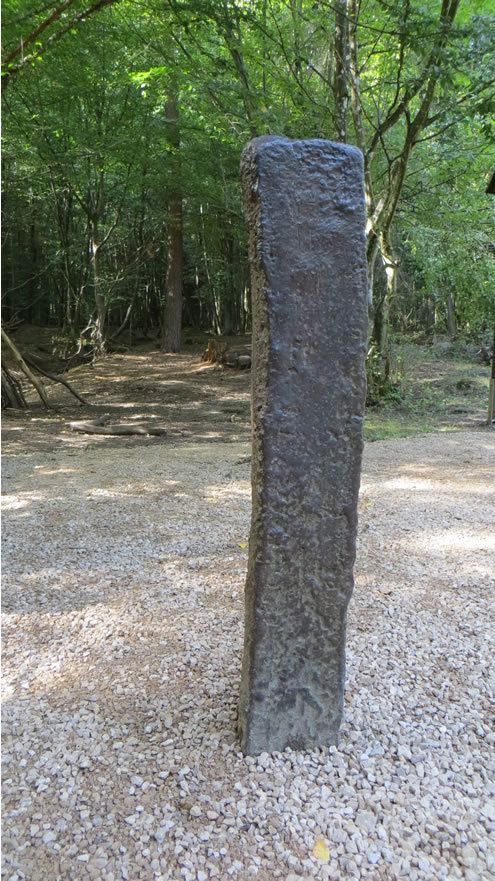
[28,210,40,322]
[446,292,457,338]
[426,295,436,336]
[2,364,27,409]
[487,322,495,426]
[91,219,107,357]
[261,0,268,100]
[1,328,51,408]
[63,246,73,331]
[161,93,183,353]
[49,172,76,333]
[289,0,305,111]
[212,287,222,336]
[61,191,75,332]
[221,11,259,136]
[333,0,350,141]
[348,0,461,381]
[371,231,398,374]
[221,225,235,335]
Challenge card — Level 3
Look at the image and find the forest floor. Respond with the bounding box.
[2,329,491,451]
[2,339,495,881]
[364,339,490,441]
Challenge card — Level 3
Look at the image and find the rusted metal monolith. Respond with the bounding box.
[239,136,368,755]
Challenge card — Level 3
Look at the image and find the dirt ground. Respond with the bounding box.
[1,346,253,457]
[2,348,495,881]
[2,331,490,452]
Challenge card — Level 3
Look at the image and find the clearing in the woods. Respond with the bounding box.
[2,340,494,881]
[1,333,491,452]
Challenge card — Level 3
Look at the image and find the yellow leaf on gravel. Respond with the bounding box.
[312,837,330,863]
[238,543,248,549]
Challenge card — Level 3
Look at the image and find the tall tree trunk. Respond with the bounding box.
[28,204,40,322]
[161,93,183,353]
[348,0,461,380]
[221,9,259,136]
[221,223,235,335]
[425,295,436,336]
[487,322,495,426]
[446,292,457,338]
[289,0,305,112]
[333,0,350,142]
[91,219,107,357]
[371,231,398,375]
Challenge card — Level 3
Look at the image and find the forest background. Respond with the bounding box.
[2,0,495,397]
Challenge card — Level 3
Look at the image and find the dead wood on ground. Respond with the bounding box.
[69,415,167,436]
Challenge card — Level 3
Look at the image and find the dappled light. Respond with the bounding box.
[380,475,494,496]
[409,530,494,553]
[1,496,32,511]
[3,414,494,881]
[2,0,494,872]
[2,348,253,459]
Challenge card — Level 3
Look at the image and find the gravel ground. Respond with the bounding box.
[2,429,494,881]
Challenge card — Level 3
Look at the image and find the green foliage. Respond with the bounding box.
[1,0,495,360]
[364,341,490,440]
[366,345,404,407]
[397,141,495,340]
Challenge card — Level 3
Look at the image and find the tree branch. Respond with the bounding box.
[2,0,120,91]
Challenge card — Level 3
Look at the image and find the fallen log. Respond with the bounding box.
[68,415,167,436]
[23,354,89,405]
[201,340,252,369]
[1,327,51,409]
[2,364,27,409]
[201,340,227,364]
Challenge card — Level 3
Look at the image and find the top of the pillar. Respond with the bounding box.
[241,135,364,168]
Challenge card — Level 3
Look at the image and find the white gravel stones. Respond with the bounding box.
[2,430,494,881]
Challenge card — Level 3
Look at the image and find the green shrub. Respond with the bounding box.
[366,345,404,406]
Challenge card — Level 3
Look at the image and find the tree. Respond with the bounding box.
[2,0,119,92]
[3,7,156,355]
[2,0,494,379]
[161,85,184,353]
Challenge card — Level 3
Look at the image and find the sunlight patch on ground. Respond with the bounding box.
[2,497,32,510]
[381,476,493,495]
[204,482,250,502]
[2,427,494,881]
[33,466,77,476]
[86,480,181,499]
[411,530,495,552]
[1,493,43,510]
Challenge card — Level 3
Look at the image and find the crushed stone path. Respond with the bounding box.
[2,429,494,881]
